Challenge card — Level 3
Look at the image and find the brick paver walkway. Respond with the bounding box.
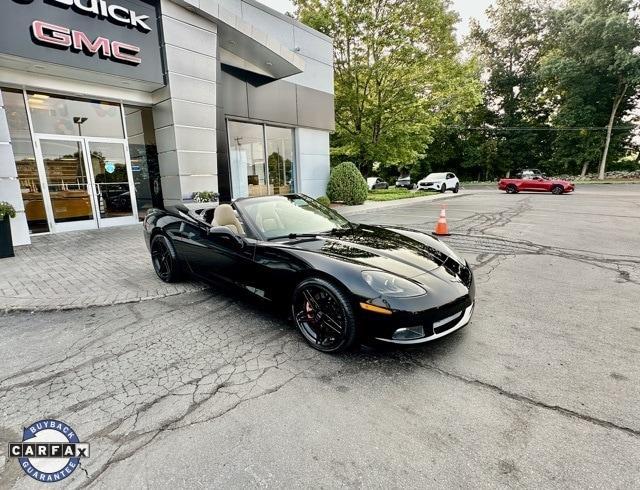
[0,225,206,312]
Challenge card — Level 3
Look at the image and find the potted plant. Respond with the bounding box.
[192,191,220,203]
[0,201,17,259]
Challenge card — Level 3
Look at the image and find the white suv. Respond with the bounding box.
[417,172,459,193]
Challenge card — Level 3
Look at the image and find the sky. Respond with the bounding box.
[257,0,493,39]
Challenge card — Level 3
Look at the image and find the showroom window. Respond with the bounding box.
[228,121,296,198]
[124,106,163,219]
[27,92,124,138]
[2,88,49,234]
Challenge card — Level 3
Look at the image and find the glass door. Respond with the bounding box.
[34,136,138,232]
[85,139,138,227]
[37,137,98,232]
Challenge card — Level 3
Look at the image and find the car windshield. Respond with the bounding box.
[426,173,447,180]
[236,195,351,240]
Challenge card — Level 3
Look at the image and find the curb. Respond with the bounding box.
[0,285,210,315]
[337,191,476,216]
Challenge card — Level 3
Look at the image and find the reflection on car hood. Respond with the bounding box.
[285,224,465,279]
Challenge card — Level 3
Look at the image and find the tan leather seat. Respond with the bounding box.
[213,204,245,235]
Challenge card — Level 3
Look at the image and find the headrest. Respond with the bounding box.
[214,204,236,226]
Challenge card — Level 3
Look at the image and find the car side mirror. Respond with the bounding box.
[208,226,245,248]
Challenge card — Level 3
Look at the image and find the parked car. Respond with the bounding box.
[498,175,575,194]
[395,176,414,189]
[144,194,475,353]
[367,177,389,190]
[417,172,459,193]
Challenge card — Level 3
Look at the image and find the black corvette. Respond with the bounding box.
[143,194,475,353]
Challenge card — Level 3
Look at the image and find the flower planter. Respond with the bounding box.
[0,215,15,258]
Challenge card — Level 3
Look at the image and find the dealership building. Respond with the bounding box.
[0,0,334,246]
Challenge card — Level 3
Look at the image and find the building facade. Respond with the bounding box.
[0,0,334,246]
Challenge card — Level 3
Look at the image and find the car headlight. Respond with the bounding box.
[361,271,426,297]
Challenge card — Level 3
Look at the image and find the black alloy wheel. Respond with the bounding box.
[292,278,357,353]
[506,184,518,194]
[453,183,460,194]
[440,184,446,193]
[151,234,181,283]
[551,185,564,195]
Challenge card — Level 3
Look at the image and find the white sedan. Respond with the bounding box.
[417,172,460,193]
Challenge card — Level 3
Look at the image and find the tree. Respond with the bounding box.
[541,0,640,178]
[295,0,481,176]
[468,0,554,177]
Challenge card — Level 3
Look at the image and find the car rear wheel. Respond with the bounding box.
[440,184,446,193]
[292,278,357,353]
[453,183,460,193]
[151,234,182,283]
[551,185,564,195]
[506,184,518,194]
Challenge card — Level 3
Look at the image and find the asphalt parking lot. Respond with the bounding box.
[0,185,639,488]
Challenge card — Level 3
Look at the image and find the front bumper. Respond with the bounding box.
[418,183,442,190]
[374,302,474,344]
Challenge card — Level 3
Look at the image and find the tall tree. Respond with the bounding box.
[468,0,554,177]
[541,0,640,178]
[295,0,481,176]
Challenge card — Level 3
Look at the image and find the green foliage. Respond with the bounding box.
[367,188,421,201]
[295,0,481,176]
[326,162,368,205]
[0,201,16,220]
[192,191,219,203]
[316,195,331,207]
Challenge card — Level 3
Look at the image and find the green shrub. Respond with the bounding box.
[316,195,331,207]
[326,162,368,205]
[0,201,16,220]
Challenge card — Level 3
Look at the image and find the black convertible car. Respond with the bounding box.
[144,194,475,353]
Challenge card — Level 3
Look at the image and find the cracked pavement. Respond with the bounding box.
[1,185,639,488]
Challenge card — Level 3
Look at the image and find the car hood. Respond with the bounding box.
[281,224,464,279]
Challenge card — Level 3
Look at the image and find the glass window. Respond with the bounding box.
[27,92,124,138]
[125,106,162,219]
[228,121,267,198]
[2,88,49,233]
[266,126,295,195]
[228,121,297,199]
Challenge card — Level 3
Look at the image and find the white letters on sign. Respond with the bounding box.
[48,0,152,33]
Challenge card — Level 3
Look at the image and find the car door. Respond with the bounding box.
[176,221,256,286]
[446,173,456,190]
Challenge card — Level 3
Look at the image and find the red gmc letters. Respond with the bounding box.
[32,20,141,65]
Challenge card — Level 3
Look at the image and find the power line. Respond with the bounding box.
[443,126,637,131]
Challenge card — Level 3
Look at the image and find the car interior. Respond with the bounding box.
[212,204,245,236]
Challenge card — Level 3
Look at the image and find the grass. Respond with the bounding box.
[367,188,424,201]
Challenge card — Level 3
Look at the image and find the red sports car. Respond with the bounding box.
[498,175,575,195]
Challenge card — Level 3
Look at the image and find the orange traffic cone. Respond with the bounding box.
[433,204,450,236]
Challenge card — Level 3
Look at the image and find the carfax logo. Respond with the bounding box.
[8,419,90,483]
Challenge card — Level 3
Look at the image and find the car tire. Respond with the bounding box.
[292,277,358,353]
[440,184,446,193]
[506,184,518,194]
[151,234,182,283]
[551,185,564,195]
[453,183,460,193]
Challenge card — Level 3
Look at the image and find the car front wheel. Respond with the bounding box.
[551,185,564,195]
[292,278,357,353]
[440,184,446,193]
[151,234,182,283]
[506,184,518,194]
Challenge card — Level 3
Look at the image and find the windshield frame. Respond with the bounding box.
[234,194,352,241]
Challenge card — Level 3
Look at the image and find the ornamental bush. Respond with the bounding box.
[326,162,368,205]
[316,195,331,207]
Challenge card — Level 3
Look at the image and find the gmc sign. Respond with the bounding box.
[32,20,142,64]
